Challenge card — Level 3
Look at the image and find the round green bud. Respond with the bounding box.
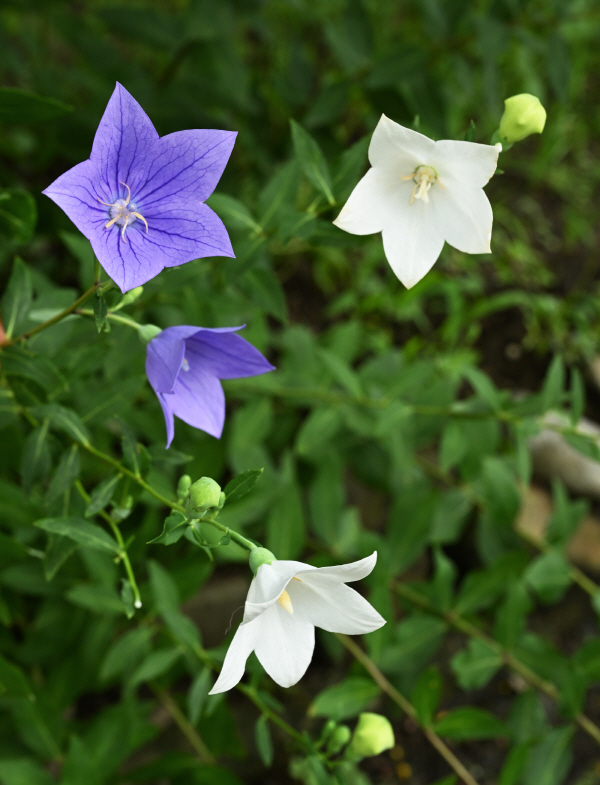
[138,324,162,344]
[346,713,395,759]
[249,547,276,575]
[188,477,222,514]
[217,491,226,510]
[118,286,144,307]
[176,474,192,500]
[498,93,546,144]
[326,725,352,755]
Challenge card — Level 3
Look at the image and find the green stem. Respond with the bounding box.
[197,516,258,552]
[3,284,99,346]
[153,686,215,763]
[337,634,481,785]
[395,583,600,748]
[237,683,308,747]
[77,307,141,332]
[74,480,142,609]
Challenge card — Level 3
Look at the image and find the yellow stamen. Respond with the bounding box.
[120,181,132,206]
[105,215,120,229]
[132,211,149,233]
[277,589,293,614]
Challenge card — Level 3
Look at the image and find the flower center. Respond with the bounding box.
[277,589,293,614]
[181,357,190,372]
[98,182,149,243]
[401,165,444,205]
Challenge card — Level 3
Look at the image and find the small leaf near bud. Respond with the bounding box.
[346,713,395,759]
[498,93,546,144]
[249,547,276,575]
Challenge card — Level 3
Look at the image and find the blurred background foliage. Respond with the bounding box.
[1,0,600,783]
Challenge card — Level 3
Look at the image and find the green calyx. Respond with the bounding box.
[249,547,276,575]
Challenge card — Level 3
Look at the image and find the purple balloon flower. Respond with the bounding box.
[146,325,275,447]
[43,83,236,292]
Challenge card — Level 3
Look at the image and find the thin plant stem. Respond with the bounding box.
[337,634,481,785]
[77,307,141,332]
[153,686,215,764]
[395,583,600,748]
[74,480,142,608]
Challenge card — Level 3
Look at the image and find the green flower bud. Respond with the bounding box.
[498,93,546,144]
[138,324,162,344]
[249,547,276,575]
[117,286,144,308]
[326,724,352,755]
[217,491,226,510]
[346,713,395,759]
[176,474,192,500]
[188,477,222,515]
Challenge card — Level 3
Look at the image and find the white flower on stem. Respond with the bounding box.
[333,115,500,289]
[209,552,385,693]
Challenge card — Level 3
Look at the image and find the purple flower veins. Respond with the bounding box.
[43,83,237,292]
[146,325,275,447]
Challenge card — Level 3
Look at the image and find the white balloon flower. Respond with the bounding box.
[209,552,385,694]
[333,115,500,289]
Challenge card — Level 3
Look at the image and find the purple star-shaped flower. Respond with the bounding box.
[146,325,275,447]
[43,83,236,292]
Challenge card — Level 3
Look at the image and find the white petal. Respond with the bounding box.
[333,168,390,236]
[369,114,435,170]
[309,552,378,583]
[289,578,385,635]
[209,617,261,694]
[254,603,315,688]
[432,186,493,254]
[243,560,314,623]
[381,198,445,288]
[431,140,499,190]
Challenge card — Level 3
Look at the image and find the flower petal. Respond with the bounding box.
[243,560,312,622]
[432,140,499,190]
[170,365,225,439]
[90,83,159,199]
[253,603,315,688]
[209,617,261,694]
[309,552,378,583]
[156,392,176,449]
[185,330,275,380]
[333,168,390,236]
[289,578,385,635]
[146,329,186,394]
[42,160,108,238]
[369,114,435,171]
[86,201,233,291]
[381,198,445,288]
[136,129,237,207]
[432,186,493,254]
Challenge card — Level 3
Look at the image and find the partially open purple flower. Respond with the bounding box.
[146,326,275,447]
[43,83,236,292]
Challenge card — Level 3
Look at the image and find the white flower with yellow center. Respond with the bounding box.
[209,552,384,693]
[333,115,500,289]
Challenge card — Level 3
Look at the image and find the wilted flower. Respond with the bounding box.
[145,325,274,447]
[43,83,236,292]
[333,115,499,289]
[209,552,385,694]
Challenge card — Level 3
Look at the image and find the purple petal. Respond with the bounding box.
[85,201,233,291]
[170,366,226,439]
[185,330,275,380]
[136,129,237,207]
[43,159,108,238]
[157,392,176,448]
[90,83,159,199]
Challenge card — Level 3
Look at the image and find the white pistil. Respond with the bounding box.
[401,165,444,205]
[98,181,149,243]
[181,357,190,372]
[277,589,293,614]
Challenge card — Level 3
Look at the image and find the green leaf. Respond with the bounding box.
[411,666,443,728]
[224,468,264,504]
[162,607,201,651]
[148,510,189,545]
[309,677,380,722]
[0,86,72,123]
[540,356,565,412]
[93,290,108,332]
[507,691,547,745]
[1,345,65,393]
[44,535,78,581]
[430,489,471,545]
[333,135,369,202]
[290,119,335,204]
[524,550,572,604]
[522,727,573,785]
[317,348,362,397]
[188,667,213,724]
[434,708,507,741]
[464,120,476,142]
[66,583,126,615]
[378,615,446,676]
[243,269,287,323]
[296,407,343,457]
[45,445,80,503]
[100,627,154,681]
[20,420,51,493]
[85,474,121,518]
[0,653,33,698]
[494,581,532,648]
[570,368,585,425]
[462,367,502,410]
[119,418,142,475]
[498,743,531,785]
[148,560,180,613]
[0,759,54,785]
[439,420,468,472]
[130,648,182,687]
[1,257,32,339]
[0,189,37,243]
[267,458,306,560]
[431,548,457,611]
[255,715,274,767]
[31,403,90,446]
[35,517,121,554]
[479,457,521,526]
[207,193,262,233]
[451,638,502,690]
